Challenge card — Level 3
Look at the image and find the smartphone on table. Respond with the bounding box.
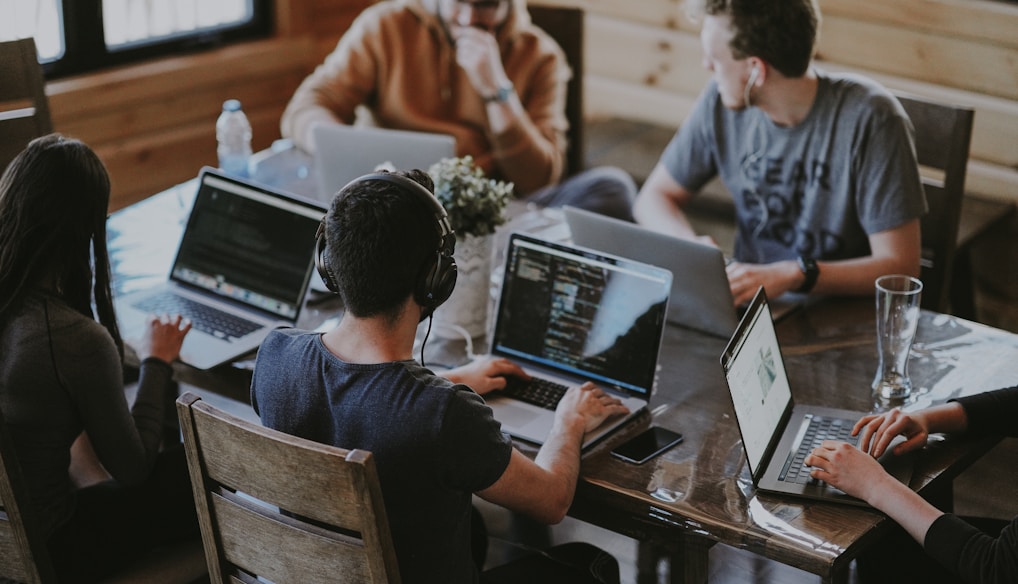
[610,426,684,464]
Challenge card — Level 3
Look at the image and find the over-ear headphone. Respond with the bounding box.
[315,172,458,319]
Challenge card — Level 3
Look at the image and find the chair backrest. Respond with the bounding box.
[895,92,974,313]
[0,38,53,175]
[176,392,401,584]
[0,408,57,584]
[529,5,584,177]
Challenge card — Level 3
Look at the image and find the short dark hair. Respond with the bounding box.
[695,0,820,78]
[325,169,441,322]
[0,134,121,355]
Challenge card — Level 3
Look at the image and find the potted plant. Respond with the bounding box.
[427,156,513,338]
[428,155,513,237]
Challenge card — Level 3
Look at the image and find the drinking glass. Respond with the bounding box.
[872,275,923,403]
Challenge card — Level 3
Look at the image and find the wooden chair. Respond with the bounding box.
[176,392,401,584]
[0,406,205,584]
[895,92,974,313]
[529,5,584,177]
[0,38,53,174]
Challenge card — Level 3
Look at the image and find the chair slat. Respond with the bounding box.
[211,491,371,584]
[178,392,401,584]
[192,402,365,529]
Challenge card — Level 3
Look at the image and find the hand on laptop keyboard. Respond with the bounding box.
[554,382,631,434]
[442,356,528,396]
[137,313,192,363]
[803,440,886,500]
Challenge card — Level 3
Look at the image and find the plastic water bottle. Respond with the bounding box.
[216,99,252,178]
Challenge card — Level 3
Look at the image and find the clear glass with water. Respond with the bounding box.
[872,275,923,403]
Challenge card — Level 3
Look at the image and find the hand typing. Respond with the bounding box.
[443,356,528,395]
[138,313,191,364]
[555,382,630,434]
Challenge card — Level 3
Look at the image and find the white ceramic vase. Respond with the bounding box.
[431,233,495,339]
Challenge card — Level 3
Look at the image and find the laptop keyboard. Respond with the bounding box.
[778,415,856,484]
[502,376,570,411]
[132,293,262,341]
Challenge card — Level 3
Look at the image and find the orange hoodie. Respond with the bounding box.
[280,0,569,195]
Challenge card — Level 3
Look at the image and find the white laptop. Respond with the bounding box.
[564,206,739,338]
[115,168,325,370]
[312,124,455,202]
[485,233,672,449]
[720,287,914,506]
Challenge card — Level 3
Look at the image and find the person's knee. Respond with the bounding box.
[559,166,637,221]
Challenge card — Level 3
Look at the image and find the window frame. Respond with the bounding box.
[43,0,274,79]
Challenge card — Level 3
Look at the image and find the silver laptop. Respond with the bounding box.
[564,206,739,338]
[115,168,325,370]
[720,287,914,506]
[312,124,455,202]
[485,233,672,449]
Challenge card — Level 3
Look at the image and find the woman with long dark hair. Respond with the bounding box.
[0,134,198,582]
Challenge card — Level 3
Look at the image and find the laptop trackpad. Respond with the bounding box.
[496,403,540,427]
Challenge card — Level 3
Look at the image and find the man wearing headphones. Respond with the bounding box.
[250,170,626,583]
[634,0,927,306]
[281,0,636,220]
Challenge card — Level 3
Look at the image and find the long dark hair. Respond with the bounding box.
[0,134,123,358]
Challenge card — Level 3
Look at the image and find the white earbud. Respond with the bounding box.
[744,64,760,107]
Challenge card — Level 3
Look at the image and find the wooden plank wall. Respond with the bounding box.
[533,0,1018,205]
[44,0,372,211]
[40,0,1018,209]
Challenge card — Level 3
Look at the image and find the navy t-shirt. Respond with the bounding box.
[251,329,513,583]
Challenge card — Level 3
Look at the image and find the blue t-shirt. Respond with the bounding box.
[660,70,927,264]
[251,329,513,583]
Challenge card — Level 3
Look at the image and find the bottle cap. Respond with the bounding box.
[222,99,242,112]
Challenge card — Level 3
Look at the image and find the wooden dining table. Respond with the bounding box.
[109,164,1018,584]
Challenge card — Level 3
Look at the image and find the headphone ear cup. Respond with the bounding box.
[315,226,339,293]
[430,252,458,307]
[414,250,457,315]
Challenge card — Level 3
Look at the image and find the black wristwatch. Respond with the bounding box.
[796,256,819,293]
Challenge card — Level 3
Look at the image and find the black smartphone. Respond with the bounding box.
[610,426,684,464]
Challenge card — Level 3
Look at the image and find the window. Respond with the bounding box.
[0,0,272,78]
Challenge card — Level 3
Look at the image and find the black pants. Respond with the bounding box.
[526,166,637,222]
[472,506,620,584]
[48,445,200,583]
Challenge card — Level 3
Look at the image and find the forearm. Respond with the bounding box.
[866,473,945,544]
[919,402,969,435]
[487,100,564,195]
[530,416,586,522]
[281,37,370,152]
[810,254,918,296]
[633,189,699,240]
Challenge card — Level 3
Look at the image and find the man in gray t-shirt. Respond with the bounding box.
[634,0,926,306]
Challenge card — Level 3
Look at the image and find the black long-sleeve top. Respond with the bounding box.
[924,386,1018,583]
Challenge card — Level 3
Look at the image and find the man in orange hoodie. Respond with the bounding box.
[282,0,636,220]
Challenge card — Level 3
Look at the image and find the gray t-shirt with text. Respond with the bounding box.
[660,70,927,263]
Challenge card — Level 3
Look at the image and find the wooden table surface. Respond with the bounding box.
[110,178,1018,584]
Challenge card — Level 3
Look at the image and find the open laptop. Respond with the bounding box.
[312,124,455,202]
[720,287,914,506]
[115,168,325,370]
[564,206,805,336]
[564,206,738,338]
[484,233,672,449]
